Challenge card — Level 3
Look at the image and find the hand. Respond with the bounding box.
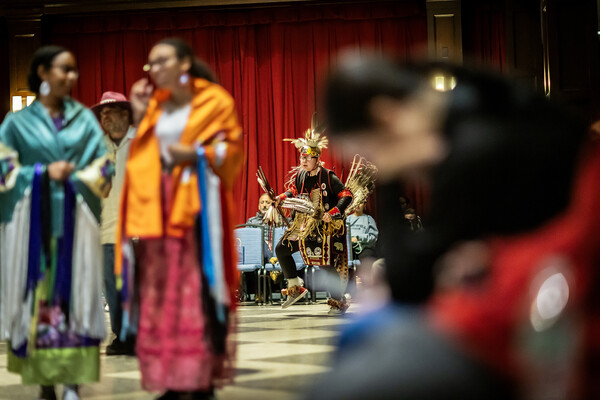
[129,78,154,126]
[322,212,332,223]
[274,196,282,207]
[351,236,358,243]
[167,143,198,165]
[48,161,75,181]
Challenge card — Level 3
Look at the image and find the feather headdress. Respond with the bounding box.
[284,113,328,156]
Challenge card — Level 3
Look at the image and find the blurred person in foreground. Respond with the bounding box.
[0,45,112,400]
[121,37,243,400]
[301,53,600,399]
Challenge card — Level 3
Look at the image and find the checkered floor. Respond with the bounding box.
[0,300,354,399]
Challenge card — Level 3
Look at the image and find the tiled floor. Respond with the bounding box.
[0,299,354,399]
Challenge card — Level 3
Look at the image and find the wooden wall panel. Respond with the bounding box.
[0,18,10,119]
[427,0,463,62]
[544,0,599,119]
[7,16,41,111]
[503,0,543,92]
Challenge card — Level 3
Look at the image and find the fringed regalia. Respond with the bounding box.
[280,166,353,285]
[277,117,374,296]
[0,99,112,384]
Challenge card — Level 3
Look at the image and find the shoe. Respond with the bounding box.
[106,339,127,356]
[107,337,136,356]
[156,391,179,400]
[39,386,57,400]
[327,307,345,316]
[190,389,215,400]
[122,340,136,356]
[281,286,308,309]
[62,385,80,400]
[327,297,349,316]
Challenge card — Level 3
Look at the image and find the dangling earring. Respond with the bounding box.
[179,73,190,85]
[39,81,50,96]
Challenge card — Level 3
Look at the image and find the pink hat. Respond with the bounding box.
[91,91,132,120]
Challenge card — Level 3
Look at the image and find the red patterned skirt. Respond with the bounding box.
[135,173,233,392]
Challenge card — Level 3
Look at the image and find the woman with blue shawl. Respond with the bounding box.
[0,46,112,400]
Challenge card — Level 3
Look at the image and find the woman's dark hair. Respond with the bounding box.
[157,37,217,83]
[27,45,69,94]
[324,53,423,135]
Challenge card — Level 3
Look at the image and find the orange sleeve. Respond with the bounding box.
[201,93,244,189]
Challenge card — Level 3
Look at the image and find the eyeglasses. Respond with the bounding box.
[299,155,316,162]
[143,55,176,72]
[52,64,79,78]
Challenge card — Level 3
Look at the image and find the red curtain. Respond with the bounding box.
[462,0,506,71]
[47,2,427,223]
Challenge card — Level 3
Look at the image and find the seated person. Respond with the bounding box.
[399,195,410,212]
[404,207,423,231]
[347,201,379,261]
[245,193,288,302]
[246,192,274,262]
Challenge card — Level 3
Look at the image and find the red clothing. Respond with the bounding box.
[136,174,230,392]
[429,144,600,397]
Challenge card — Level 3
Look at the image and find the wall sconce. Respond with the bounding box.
[11,95,36,112]
[431,73,456,92]
[12,96,22,112]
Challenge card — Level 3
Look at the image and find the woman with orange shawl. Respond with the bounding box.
[118,38,243,400]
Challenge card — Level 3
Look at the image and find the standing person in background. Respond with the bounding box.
[0,45,112,400]
[122,37,243,400]
[91,91,136,356]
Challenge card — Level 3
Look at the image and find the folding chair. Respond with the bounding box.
[346,222,359,296]
[234,225,264,303]
[262,226,285,303]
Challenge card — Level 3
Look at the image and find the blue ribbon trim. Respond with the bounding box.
[196,148,216,291]
[54,180,75,306]
[25,163,44,297]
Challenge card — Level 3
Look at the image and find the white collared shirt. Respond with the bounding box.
[101,126,136,244]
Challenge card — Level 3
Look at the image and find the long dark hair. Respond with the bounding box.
[157,37,217,83]
[27,45,69,94]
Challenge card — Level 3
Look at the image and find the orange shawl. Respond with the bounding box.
[115,78,243,283]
